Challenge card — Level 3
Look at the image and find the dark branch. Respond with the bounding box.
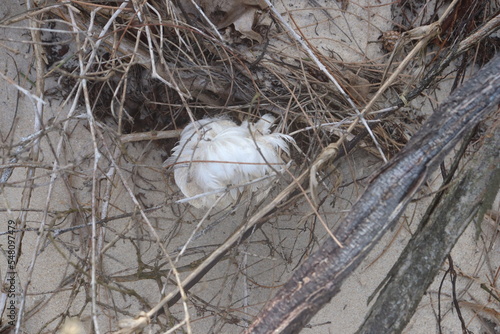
[245,55,500,334]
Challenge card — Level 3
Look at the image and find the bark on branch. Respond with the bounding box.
[356,115,499,334]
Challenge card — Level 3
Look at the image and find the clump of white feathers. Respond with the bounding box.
[165,114,294,209]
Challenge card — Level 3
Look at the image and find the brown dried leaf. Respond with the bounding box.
[341,69,371,103]
[232,7,262,43]
[192,0,268,41]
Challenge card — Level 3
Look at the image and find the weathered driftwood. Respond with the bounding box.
[244,55,500,334]
[356,112,499,334]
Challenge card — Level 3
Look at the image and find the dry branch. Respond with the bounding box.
[244,55,500,334]
[356,117,499,333]
[13,0,48,328]
[120,129,183,143]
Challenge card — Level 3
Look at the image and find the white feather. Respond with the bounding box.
[165,114,294,209]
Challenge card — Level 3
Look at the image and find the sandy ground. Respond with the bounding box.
[1,0,499,333]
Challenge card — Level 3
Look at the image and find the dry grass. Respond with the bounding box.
[0,0,499,333]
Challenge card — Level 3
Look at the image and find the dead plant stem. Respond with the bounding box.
[14,1,47,332]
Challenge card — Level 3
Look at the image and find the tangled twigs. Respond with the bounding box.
[14,0,48,328]
[4,0,496,331]
[307,0,461,208]
[114,169,309,333]
[265,0,387,167]
[244,54,500,334]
